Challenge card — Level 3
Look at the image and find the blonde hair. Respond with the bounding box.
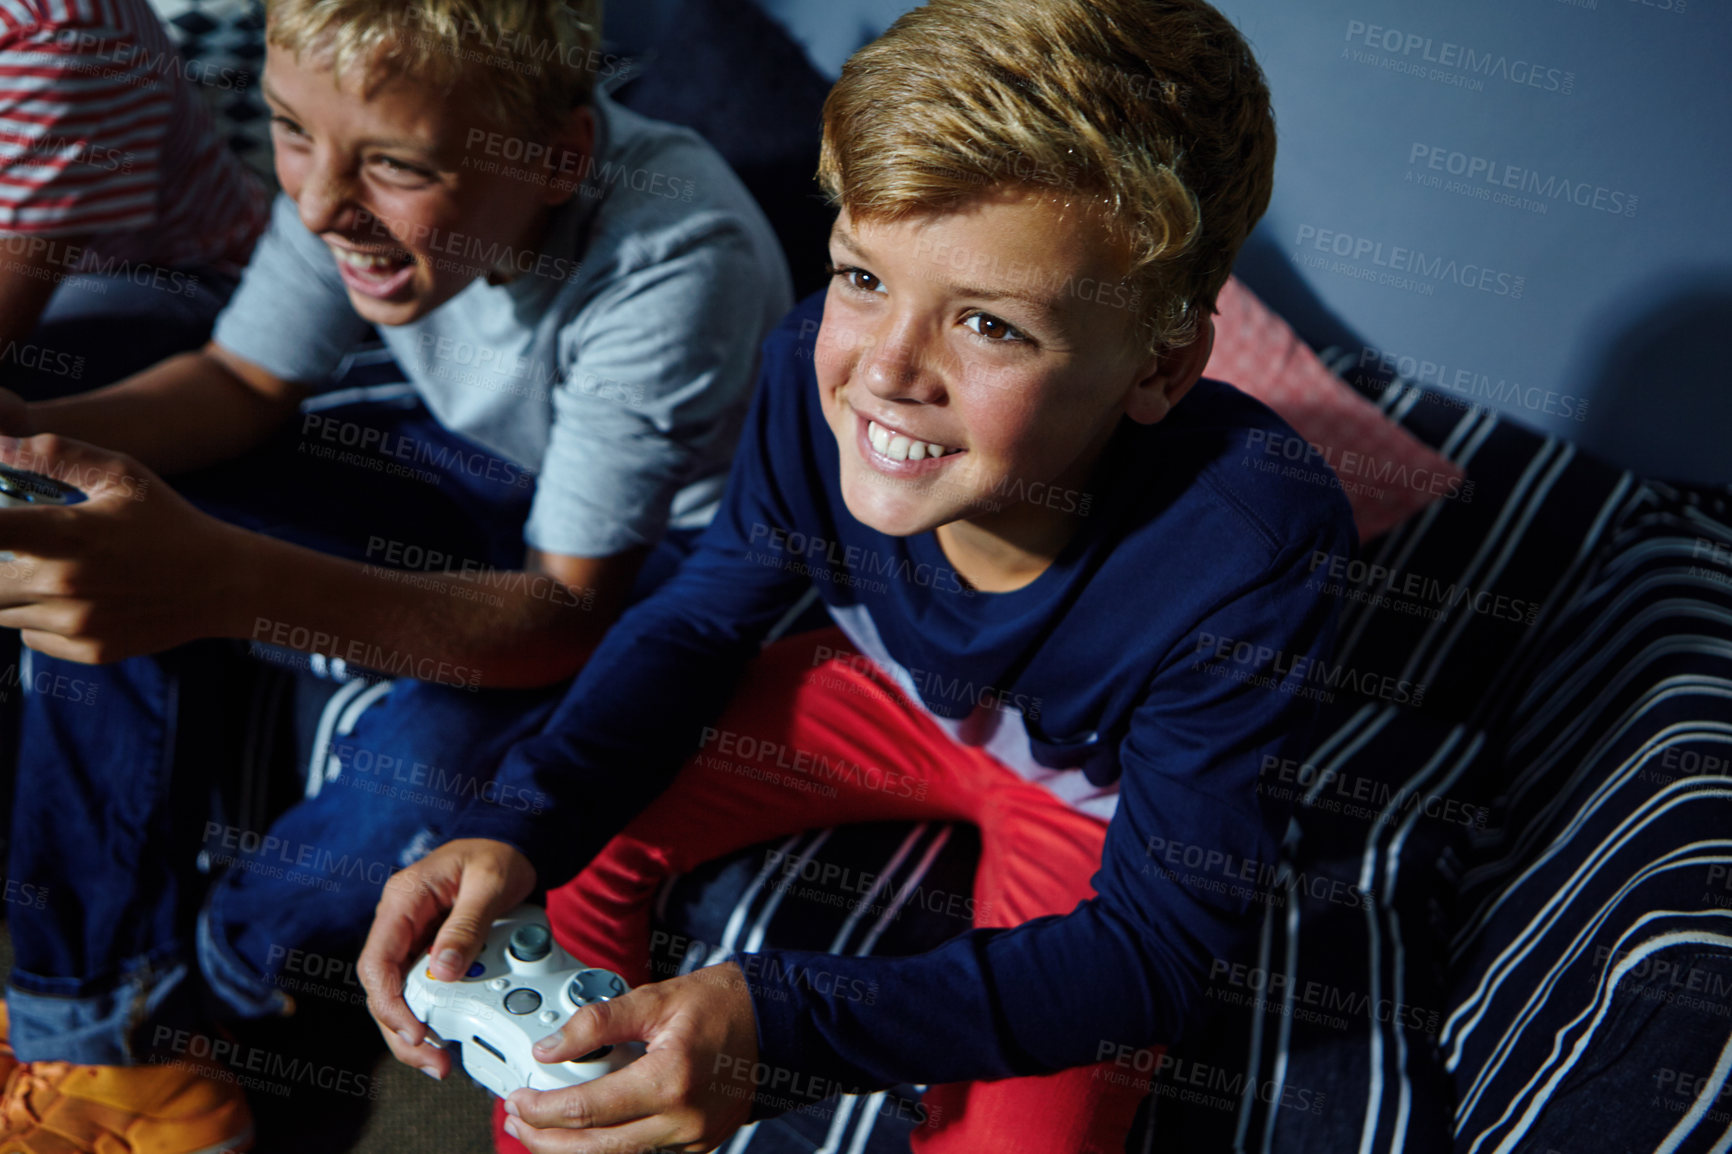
[818,0,1276,352]
[266,0,604,134]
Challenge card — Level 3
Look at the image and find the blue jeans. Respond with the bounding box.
[4,391,695,1064]
[0,264,240,851]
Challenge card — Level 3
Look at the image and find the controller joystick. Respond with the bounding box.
[509,924,553,962]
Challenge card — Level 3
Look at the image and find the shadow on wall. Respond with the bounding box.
[1235,232,1732,490]
[1232,229,1419,406]
[1572,280,1732,488]
[611,0,838,299]
[1232,228,1370,369]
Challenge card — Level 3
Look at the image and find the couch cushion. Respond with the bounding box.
[1443,481,1732,1153]
[1207,278,1466,545]
[1307,380,1636,726]
[1142,468,1732,1154]
[1143,701,1488,1153]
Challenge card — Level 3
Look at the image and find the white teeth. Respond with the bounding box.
[334,248,408,273]
[866,420,955,462]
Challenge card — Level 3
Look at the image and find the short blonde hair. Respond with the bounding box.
[266,0,604,134]
[818,0,1276,352]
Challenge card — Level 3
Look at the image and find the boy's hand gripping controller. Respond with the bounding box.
[404,906,644,1097]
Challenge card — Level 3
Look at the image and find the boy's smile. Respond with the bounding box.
[327,238,418,299]
[816,192,1208,591]
[857,413,963,470]
[261,45,591,326]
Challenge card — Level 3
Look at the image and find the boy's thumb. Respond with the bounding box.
[426,870,511,981]
[532,978,643,1063]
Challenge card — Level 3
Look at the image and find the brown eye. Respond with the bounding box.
[963,312,1025,342]
[824,262,883,294]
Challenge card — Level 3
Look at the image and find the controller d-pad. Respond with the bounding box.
[503,989,543,1015]
[567,969,627,1005]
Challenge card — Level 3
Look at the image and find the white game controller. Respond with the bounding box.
[404,905,644,1098]
[0,463,83,563]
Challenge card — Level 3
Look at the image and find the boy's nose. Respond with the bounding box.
[859,328,944,406]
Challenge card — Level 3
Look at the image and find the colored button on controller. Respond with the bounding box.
[426,962,488,980]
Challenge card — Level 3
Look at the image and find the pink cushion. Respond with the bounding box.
[1205,277,1465,543]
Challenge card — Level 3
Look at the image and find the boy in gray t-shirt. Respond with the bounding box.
[215,87,781,561]
[0,0,788,1145]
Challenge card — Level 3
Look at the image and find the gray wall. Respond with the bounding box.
[745,0,1732,484]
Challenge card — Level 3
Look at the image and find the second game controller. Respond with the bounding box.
[404,906,644,1098]
[0,462,84,563]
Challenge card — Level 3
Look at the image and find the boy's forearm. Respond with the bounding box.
[218,526,618,689]
[446,546,806,884]
[742,900,1182,1099]
[26,347,301,474]
[0,234,73,350]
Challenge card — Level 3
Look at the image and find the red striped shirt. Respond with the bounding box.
[0,0,267,275]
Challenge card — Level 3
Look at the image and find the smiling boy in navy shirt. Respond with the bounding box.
[361,1,1354,1151]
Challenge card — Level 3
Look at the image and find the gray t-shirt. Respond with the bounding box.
[213,93,793,557]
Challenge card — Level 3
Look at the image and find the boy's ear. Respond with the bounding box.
[1125,314,1215,427]
[542,105,597,207]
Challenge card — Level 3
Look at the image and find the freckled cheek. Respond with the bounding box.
[364,199,435,260]
[951,371,1027,425]
[274,155,304,203]
[959,393,1044,466]
[399,221,436,264]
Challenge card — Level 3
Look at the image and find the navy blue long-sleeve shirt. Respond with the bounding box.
[451,292,1355,1094]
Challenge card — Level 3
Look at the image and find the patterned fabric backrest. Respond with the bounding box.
[1303,380,1634,730]
[146,0,270,178]
[1441,480,1732,1152]
[1142,380,1635,1152]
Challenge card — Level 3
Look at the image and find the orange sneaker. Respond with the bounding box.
[0,1056,253,1154]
